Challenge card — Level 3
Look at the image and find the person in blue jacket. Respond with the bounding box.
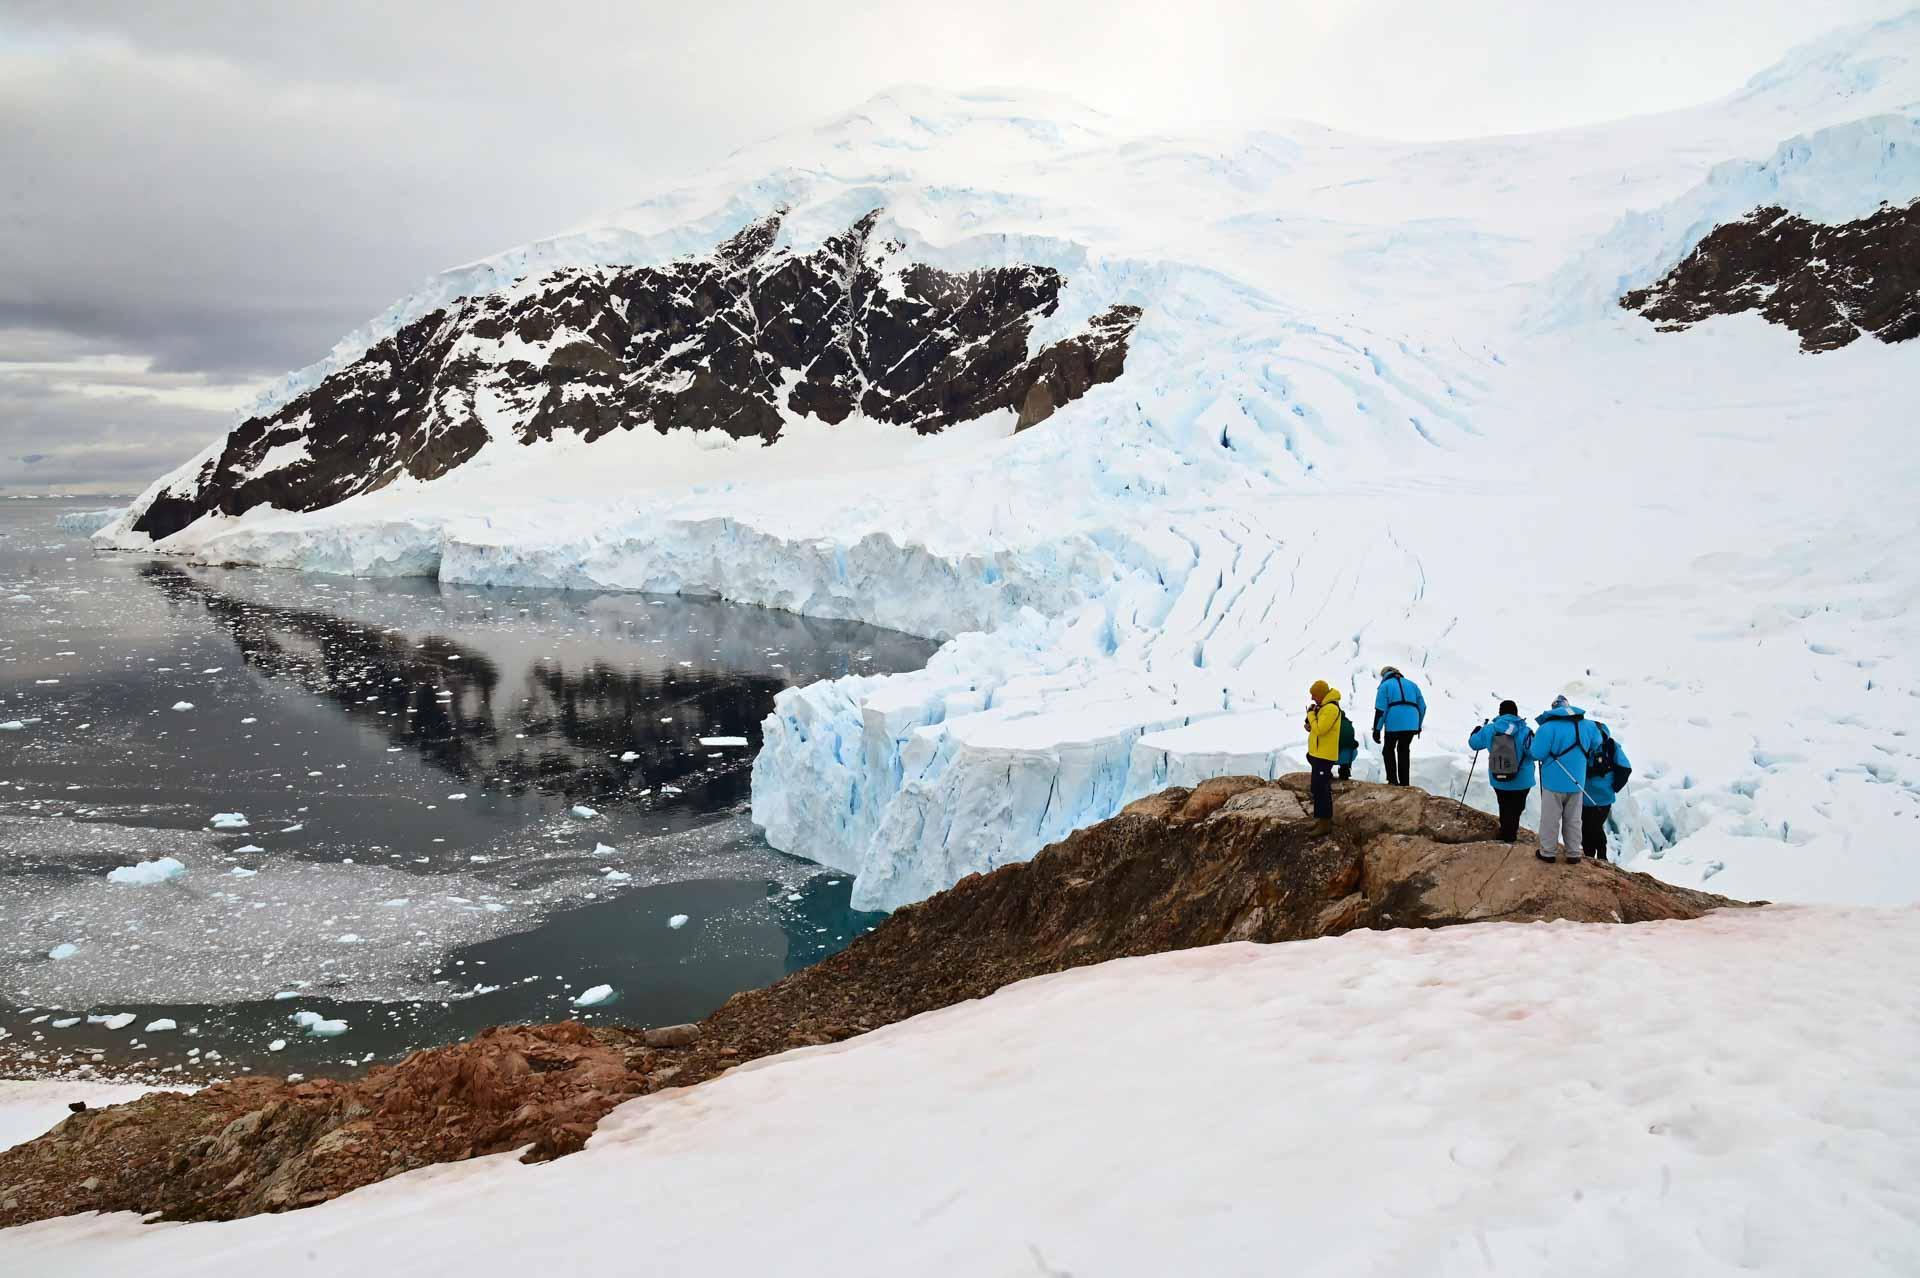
[1581,722,1632,861]
[1529,695,1604,864]
[1467,699,1534,843]
[1372,666,1427,787]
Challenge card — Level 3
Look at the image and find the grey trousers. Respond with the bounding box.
[1538,787,1584,858]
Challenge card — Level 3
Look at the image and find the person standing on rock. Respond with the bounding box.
[1467,700,1534,843]
[1305,680,1344,835]
[1529,695,1604,864]
[1372,666,1427,787]
[1580,721,1633,861]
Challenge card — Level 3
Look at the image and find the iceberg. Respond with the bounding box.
[106,857,187,886]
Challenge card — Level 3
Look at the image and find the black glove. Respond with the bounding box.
[1371,730,1381,744]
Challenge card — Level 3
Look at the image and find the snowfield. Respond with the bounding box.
[94,15,1920,911]
[0,1082,160,1155]
[7,905,1917,1275]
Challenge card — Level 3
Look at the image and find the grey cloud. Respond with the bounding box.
[0,0,1910,493]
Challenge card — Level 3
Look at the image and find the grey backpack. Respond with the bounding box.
[1488,727,1522,782]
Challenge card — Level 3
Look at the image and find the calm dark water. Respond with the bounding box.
[0,499,931,1080]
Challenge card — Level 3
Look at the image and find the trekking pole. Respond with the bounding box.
[1458,701,1490,801]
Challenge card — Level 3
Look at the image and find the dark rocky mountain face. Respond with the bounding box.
[133,210,1142,541]
[1621,199,1920,351]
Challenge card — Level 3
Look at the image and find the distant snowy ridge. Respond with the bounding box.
[95,14,1920,911]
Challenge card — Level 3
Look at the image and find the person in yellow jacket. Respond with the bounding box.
[1304,680,1343,836]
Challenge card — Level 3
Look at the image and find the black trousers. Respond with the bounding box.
[1583,804,1611,858]
[1495,788,1528,844]
[1309,757,1335,820]
[1381,731,1415,786]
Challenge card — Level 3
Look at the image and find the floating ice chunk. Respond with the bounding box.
[572,984,614,1008]
[698,736,749,747]
[269,1039,287,1051]
[306,1019,349,1037]
[273,990,301,1000]
[281,823,305,833]
[8,593,33,603]
[50,1017,80,1028]
[619,751,640,762]
[201,667,223,674]
[171,701,195,711]
[241,717,258,725]
[448,792,468,800]
[290,1010,323,1028]
[229,867,258,878]
[144,1018,177,1033]
[593,843,616,855]
[571,805,599,819]
[0,722,25,732]
[107,856,187,886]
[603,870,632,883]
[47,943,79,960]
[87,1012,136,1031]
[336,933,363,944]
[382,897,410,908]
[668,914,689,929]
[209,812,249,829]
[234,843,264,853]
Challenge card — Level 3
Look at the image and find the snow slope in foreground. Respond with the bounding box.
[95,16,1920,910]
[8,906,1917,1276]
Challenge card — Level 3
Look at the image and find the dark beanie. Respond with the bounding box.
[1498,699,1518,716]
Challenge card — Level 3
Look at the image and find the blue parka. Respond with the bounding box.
[1468,714,1536,791]
[1530,704,1604,794]
[1373,673,1427,734]
[1582,726,1631,807]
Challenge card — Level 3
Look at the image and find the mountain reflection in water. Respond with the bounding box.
[138,563,929,808]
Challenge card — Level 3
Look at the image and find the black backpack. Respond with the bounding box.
[1589,725,1632,792]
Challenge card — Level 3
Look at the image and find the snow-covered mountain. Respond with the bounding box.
[124,209,1139,540]
[101,12,1920,911]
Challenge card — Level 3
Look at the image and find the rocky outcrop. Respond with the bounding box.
[0,777,1744,1227]
[1621,199,1920,351]
[129,211,1143,541]
[0,1024,643,1225]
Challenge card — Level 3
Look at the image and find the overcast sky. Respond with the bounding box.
[1,0,1909,494]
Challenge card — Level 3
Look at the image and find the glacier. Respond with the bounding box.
[95,15,1920,912]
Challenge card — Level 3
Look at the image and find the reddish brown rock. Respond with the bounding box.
[0,777,1745,1228]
